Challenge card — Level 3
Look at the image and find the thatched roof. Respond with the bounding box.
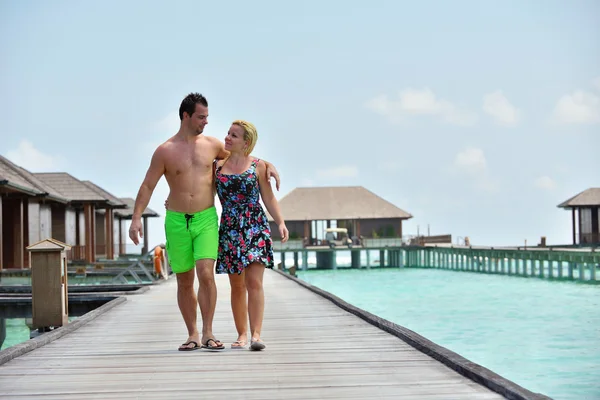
[558,188,600,208]
[0,155,67,202]
[267,186,412,221]
[81,180,127,208]
[34,173,109,204]
[114,197,160,218]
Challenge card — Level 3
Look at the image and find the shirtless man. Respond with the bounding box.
[128,92,280,351]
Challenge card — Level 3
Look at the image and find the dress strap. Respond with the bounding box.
[251,158,260,171]
[215,159,225,174]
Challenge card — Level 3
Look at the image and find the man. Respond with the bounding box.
[129,92,280,351]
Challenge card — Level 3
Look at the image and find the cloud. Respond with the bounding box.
[366,88,478,126]
[552,90,600,125]
[534,176,557,190]
[454,147,487,170]
[5,140,66,172]
[592,76,600,91]
[453,147,498,192]
[483,90,520,126]
[316,165,358,179]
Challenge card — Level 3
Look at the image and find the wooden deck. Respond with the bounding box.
[0,271,507,399]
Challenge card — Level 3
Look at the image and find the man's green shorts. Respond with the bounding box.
[164,207,219,274]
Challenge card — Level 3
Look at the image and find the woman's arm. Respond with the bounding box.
[257,160,288,241]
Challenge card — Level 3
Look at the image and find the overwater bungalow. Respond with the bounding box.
[267,186,413,247]
[32,173,126,263]
[558,187,600,245]
[0,154,160,270]
[0,155,69,269]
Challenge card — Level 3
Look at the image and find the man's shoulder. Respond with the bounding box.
[200,135,221,146]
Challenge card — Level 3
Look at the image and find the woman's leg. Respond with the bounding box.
[228,271,248,347]
[245,262,266,347]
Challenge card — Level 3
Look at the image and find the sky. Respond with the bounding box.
[1,0,599,248]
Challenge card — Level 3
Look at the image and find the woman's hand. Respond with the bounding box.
[278,223,289,243]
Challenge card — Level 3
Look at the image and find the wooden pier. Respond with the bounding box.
[275,244,600,283]
[0,270,547,399]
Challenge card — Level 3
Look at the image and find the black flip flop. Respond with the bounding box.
[178,340,201,351]
[201,338,225,350]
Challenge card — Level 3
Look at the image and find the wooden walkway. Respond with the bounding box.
[0,271,506,399]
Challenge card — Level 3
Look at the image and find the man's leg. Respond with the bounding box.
[176,269,200,350]
[164,210,198,350]
[195,258,223,349]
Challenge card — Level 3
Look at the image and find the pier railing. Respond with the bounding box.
[274,245,600,283]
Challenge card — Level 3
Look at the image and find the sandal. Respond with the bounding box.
[201,338,225,350]
[231,340,248,349]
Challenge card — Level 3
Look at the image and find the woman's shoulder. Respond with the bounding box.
[251,157,264,168]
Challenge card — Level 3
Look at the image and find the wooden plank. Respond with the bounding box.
[0,271,505,399]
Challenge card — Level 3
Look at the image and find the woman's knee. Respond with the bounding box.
[245,269,264,291]
[229,274,246,293]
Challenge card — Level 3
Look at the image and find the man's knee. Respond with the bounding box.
[176,269,195,289]
[195,258,215,285]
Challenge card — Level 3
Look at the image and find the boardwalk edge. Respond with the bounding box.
[0,296,127,366]
[273,269,553,400]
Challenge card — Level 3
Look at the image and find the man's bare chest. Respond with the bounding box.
[165,145,215,176]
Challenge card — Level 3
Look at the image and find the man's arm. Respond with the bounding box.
[129,147,166,245]
[260,159,280,191]
[211,137,230,160]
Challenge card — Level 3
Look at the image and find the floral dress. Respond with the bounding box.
[215,158,275,274]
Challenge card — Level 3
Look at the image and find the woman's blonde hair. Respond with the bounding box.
[232,120,257,156]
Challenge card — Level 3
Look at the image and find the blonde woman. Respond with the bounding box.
[215,120,288,351]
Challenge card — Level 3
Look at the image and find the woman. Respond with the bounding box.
[215,120,288,351]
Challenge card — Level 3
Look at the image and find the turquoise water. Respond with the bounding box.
[0,316,78,351]
[0,319,30,350]
[297,268,600,400]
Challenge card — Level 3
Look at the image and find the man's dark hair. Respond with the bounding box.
[179,92,208,120]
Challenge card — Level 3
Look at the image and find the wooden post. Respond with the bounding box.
[27,238,71,329]
[14,199,24,269]
[577,208,582,245]
[105,208,114,259]
[350,250,360,268]
[557,260,563,278]
[571,208,577,244]
[84,203,96,263]
[0,195,2,271]
[143,216,149,254]
[118,218,125,255]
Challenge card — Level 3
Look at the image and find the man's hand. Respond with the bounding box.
[279,223,289,243]
[265,163,280,191]
[164,198,169,209]
[129,219,143,245]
